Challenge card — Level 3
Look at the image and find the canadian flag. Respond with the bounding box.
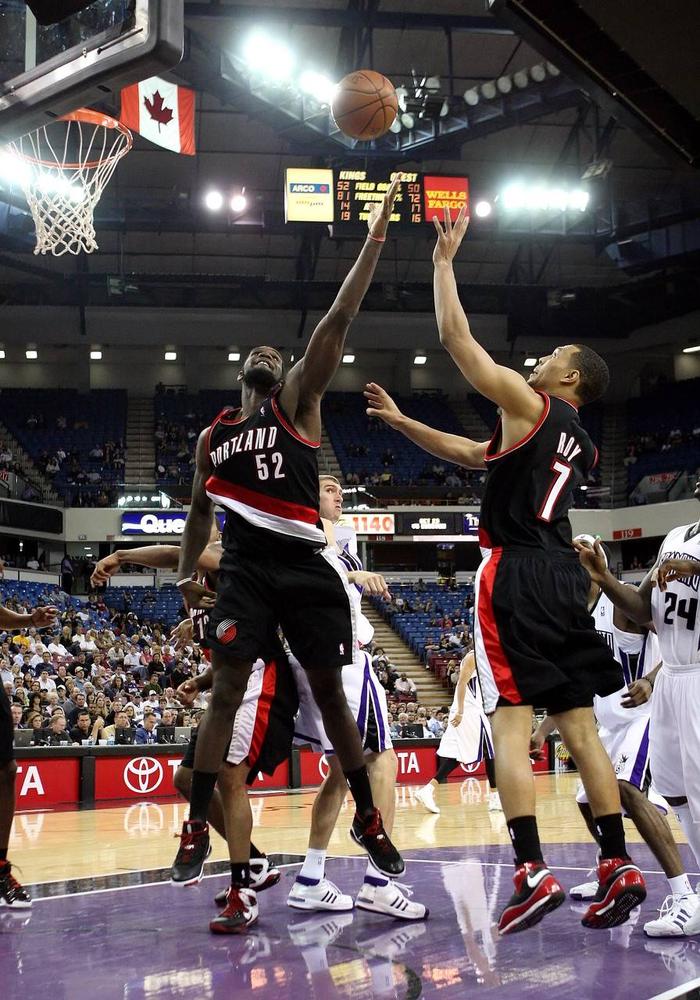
[120,76,195,155]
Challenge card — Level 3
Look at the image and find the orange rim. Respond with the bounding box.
[14,107,133,171]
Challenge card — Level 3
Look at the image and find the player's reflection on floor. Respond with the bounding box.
[438,860,502,989]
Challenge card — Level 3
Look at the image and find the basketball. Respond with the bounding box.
[331,69,398,140]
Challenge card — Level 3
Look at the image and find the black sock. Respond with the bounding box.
[231,862,251,888]
[188,770,218,824]
[484,755,497,790]
[0,848,7,862]
[345,765,374,818]
[508,815,544,865]
[595,814,628,860]
[434,757,459,784]
[249,843,264,860]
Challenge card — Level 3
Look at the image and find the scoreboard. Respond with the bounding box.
[284,167,469,226]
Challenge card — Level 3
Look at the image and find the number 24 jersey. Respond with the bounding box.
[651,523,700,669]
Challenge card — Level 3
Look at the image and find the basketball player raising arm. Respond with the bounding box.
[430,207,647,936]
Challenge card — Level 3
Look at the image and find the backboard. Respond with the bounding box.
[0,0,184,143]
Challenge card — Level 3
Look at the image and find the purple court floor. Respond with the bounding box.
[3,843,699,1000]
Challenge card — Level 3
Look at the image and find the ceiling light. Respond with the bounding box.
[413,355,427,366]
[342,354,355,364]
[682,345,700,354]
[25,349,38,360]
[464,87,479,106]
[400,112,415,130]
[299,70,337,104]
[0,351,5,360]
[243,32,295,80]
[230,193,247,213]
[228,351,241,362]
[496,75,512,94]
[480,81,497,100]
[530,63,547,83]
[395,86,409,113]
[546,61,561,77]
[513,68,529,89]
[90,350,102,360]
[424,76,441,94]
[389,117,402,133]
[204,189,224,212]
[474,200,492,218]
[502,183,590,213]
[164,351,177,361]
[524,357,537,367]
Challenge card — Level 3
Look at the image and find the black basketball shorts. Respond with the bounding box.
[0,683,14,764]
[206,543,355,669]
[179,650,298,783]
[474,548,622,715]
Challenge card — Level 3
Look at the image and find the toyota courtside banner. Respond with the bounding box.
[94,755,289,801]
[14,758,81,809]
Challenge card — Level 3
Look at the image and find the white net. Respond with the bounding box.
[6,110,132,257]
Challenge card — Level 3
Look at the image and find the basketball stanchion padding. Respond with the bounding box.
[7,108,133,256]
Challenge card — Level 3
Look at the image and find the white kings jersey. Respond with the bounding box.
[650,523,700,669]
[591,591,660,730]
[334,526,374,649]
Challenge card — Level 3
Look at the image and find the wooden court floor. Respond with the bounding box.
[9,772,690,886]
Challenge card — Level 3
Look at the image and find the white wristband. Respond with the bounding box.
[176,577,194,588]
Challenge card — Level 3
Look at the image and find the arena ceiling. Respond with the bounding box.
[0,0,698,352]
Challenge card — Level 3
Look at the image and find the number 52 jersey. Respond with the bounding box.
[651,524,700,668]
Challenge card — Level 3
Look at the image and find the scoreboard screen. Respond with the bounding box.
[284,168,469,226]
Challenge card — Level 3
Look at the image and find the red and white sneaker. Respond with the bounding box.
[498,862,565,936]
[209,886,258,935]
[214,857,280,906]
[582,857,646,929]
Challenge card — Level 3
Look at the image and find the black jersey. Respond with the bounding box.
[190,571,215,652]
[205,388,326,550]
[479,392,597,553]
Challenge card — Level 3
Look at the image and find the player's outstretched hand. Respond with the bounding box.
[652,558,700,592]
[621,678,653,709]
[432,204,469,266]
[177,579,216,610]
[450,712,463,728]
[364,382,403,427]
[175,678,199,708]
[572,536,608,583]
[91,553,120,587]
[170,617,194,649]
[367,175,401,240]
[352,570,391,599]
[31,606,58,629]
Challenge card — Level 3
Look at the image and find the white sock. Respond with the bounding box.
[299,848,326,884]
[365,860,389,887]
[675,805,700,871]
[668,873,693,897]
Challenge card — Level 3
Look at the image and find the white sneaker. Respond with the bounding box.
[355,881,428,921]
[415,783,440,815]
[644,894,700,937]
[487,790,503,812]
[287,877,354,912]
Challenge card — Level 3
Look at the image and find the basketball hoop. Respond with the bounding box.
[7,108,133,256]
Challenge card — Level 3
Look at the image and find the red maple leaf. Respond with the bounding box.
[143,90,174,130]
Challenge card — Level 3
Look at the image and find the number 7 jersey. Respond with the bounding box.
[651,524,700,668]
[205,388,326,549]
[479,392,597,553]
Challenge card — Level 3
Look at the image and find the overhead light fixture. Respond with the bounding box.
[0,350,5,360]
[228,351,241,362]
[400,112,415,130]
[164,351,177,361]
[299,70,337,104]
[502,183,590,213]
[530,63,547,83]
[496,75,512,94]
[524,357,538,367]
[204,189,224,212]
[463,87,479,106]
[480,81,497,100]
[513,68,529,89]
[25,349,38,360]
[389,117,402,134]
[413,355,427,366]
[395,86,409,113]
[243,31,295,81]
[682,345,700,354]
[474,200,492,218]
[546,61,561,77]
[90,350,102,360]
[342,354,355,364]
[230,192,247,213]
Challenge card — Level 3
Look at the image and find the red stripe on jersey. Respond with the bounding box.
[206,476,320,524]
[478,549,521,705]
[485,392,550,462]
[248,660,277,767]
[271,395,320,448]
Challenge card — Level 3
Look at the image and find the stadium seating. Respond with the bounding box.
[370,582,474,664]
[103,584,184,627]
[154,389,240,487]
[626,377,700,493]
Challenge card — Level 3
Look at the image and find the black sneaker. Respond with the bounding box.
[349,814,363,846]
[171,820,211,886]
[210,887,258,934]
[0,862,31,909]
[354,808,405,878]
[214,857,280,906]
